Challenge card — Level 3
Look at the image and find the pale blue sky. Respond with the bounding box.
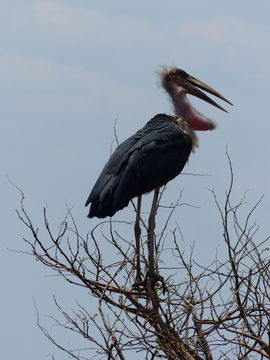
[1,1,270,358]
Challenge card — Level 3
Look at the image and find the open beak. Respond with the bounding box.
[184,75,233,113]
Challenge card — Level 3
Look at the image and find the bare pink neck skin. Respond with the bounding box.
[170,86,216,131]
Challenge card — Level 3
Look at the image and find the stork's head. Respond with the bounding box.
[160,67,232,131]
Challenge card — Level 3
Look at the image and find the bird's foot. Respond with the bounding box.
[132,271,167,294]
[132,273,145,290]
[145,270,167,294]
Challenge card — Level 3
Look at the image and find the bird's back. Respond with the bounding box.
[86,114,193,218]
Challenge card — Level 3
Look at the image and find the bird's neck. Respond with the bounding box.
[174,116,198,151]
[170,88,216,131]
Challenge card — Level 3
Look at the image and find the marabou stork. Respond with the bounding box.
[85,67,232,283]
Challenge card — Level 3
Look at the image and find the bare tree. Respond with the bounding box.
[16,155,270,359]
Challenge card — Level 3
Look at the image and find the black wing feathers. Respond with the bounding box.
[86,114,192,218]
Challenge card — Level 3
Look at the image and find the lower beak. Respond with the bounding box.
[186,76,233,112]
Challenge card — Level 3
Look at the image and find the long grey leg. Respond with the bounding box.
[147,188,159,276]
[146,188,166,293]
[134,195,142,282]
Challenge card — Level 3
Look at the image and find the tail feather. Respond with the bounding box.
[87,171,131,218]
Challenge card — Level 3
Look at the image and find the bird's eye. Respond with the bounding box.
[168,70,178,79]
[175,69,188,78]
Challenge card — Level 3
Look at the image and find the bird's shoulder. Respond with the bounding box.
[109,114,192,164]
[86,114,193,205]
[136,113,189,138]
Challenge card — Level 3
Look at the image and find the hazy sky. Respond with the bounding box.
[1,1,270,358]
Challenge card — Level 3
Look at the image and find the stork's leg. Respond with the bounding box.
[134,195,142,283]
[146,188,167,293]
[147,188,159,276]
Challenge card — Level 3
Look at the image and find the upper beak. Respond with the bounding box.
[185,75,233,113]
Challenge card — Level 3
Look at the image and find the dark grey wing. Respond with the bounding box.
[86,114,192,218]
[85,131,142,206]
